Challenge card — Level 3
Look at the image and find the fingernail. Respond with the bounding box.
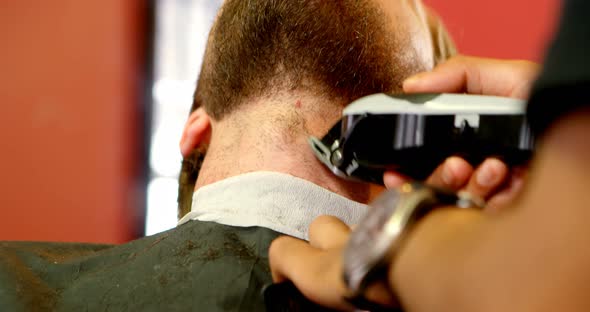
[383,173,406,189]
[442,161,455,186]
[403,75,422,87]
[404,76,420,85]
[477,160,501,187]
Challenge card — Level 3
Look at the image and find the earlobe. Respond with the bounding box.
[180,107,212,157]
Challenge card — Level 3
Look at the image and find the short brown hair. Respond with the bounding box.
[177,0,455,217]
[195,0,424,120]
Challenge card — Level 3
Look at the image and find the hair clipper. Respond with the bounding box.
[309,93,534,184]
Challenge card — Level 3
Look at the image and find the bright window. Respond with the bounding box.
[146,0,222,235]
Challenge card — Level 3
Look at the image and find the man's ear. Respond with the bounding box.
[180,107,212,157]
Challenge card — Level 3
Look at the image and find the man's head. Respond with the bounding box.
[178,0,456,217]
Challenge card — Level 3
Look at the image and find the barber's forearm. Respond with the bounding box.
[390,110,590,312]
[389,207,489,311]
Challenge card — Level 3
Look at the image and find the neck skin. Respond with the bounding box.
[194,93,372,204]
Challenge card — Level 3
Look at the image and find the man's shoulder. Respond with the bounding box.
[69,220,281,311]
[0,221,282,311]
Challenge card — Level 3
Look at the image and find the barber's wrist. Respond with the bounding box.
[388,207,486,312]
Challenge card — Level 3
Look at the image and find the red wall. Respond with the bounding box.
[0,1,144,244]
[424,0,561,61]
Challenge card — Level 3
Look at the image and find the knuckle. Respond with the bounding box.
[268,236,290,258]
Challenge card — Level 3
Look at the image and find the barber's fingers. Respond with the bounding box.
[383,172,410,189]
[269,236,399,310]
[383,157,473,190]
[403,55,539,99]
[384,157,513,203]
[383,155,521,209]
[384,157,477,192]
[462,158,509,201]
[486,167,527,212]
[308,216,351,250]
[269,236,353,311]
[425,156,474,191]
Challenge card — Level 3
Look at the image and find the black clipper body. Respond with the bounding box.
[309,93,534,184]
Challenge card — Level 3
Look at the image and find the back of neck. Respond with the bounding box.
[195,107,371,203]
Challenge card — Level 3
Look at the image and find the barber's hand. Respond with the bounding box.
[385,56,539,210]
[269,216,397,311]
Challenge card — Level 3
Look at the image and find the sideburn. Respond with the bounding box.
[177,150,206,219]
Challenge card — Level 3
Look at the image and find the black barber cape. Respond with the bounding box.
[0,221,280,311]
